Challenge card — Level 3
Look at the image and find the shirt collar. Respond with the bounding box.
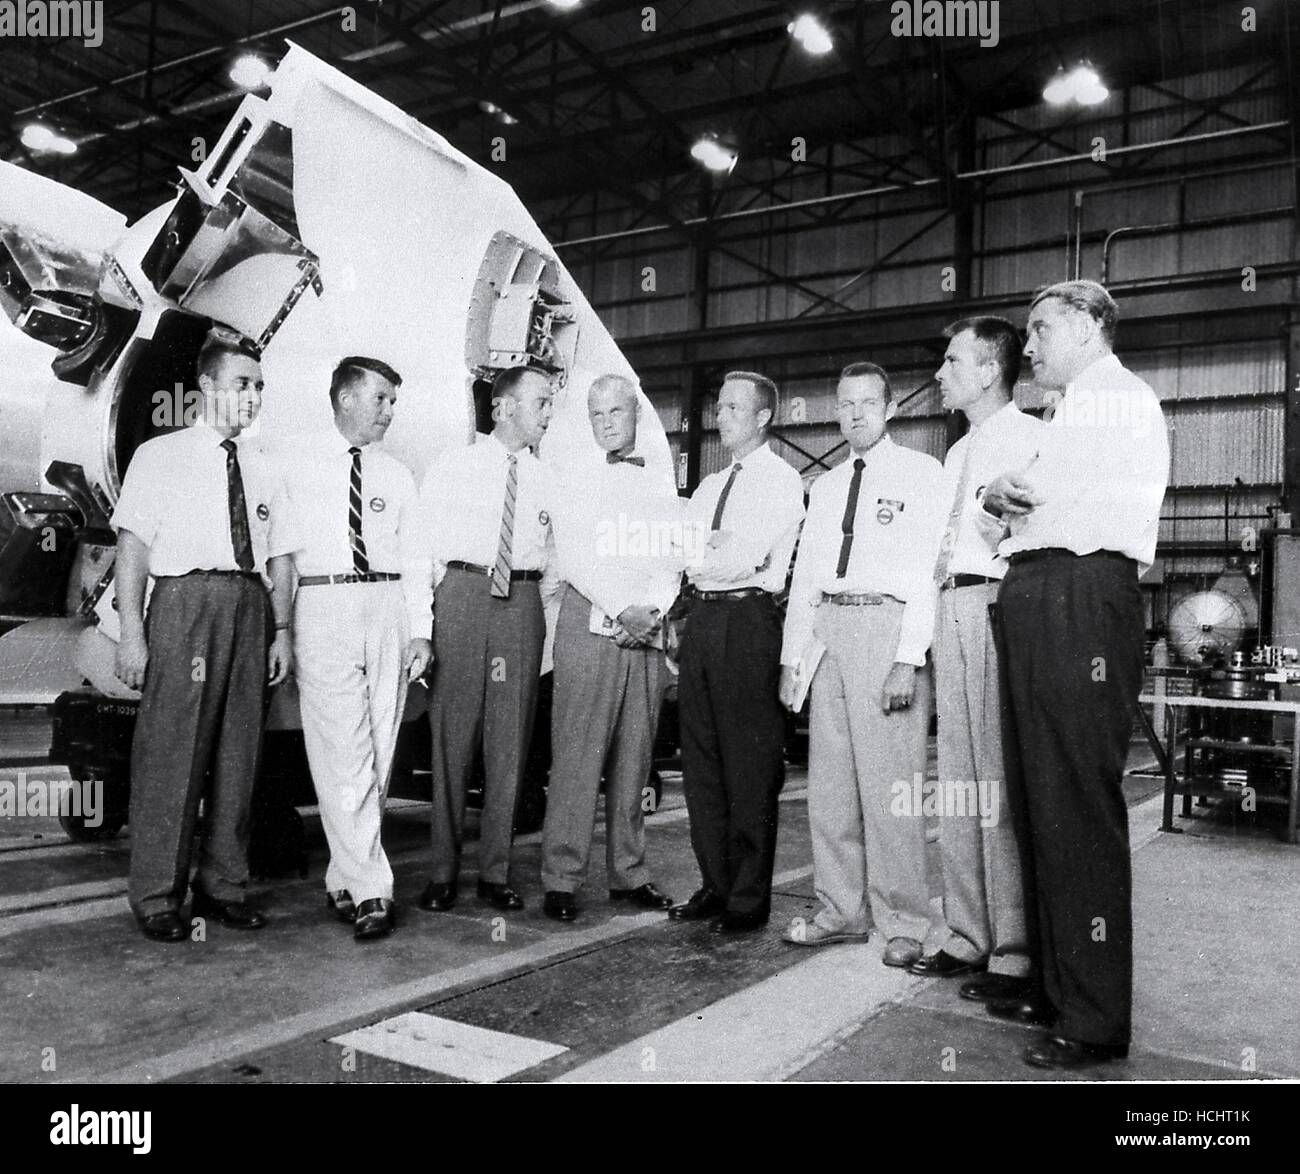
[972,400,1021,432]
[328,427,363,455]
[190,419,231,447]
[481,431,530,461]
[1066,351,1123,394]
[847,433,894,470]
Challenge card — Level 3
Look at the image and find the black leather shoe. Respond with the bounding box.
[987,994,1056,1026]
[327,889,357,924]
[708,911,768,935]
[543,891,578,922]
[190,890,267,930]
[960,973,1033,1003]
[477,880,524,911]
[908,949,985,978]
[138,911,187,942]
[418,881,457,912]
[667,888,725,921]
[1024,1034,1128,1069]
[353,898,395,941]
[609,882,674,910]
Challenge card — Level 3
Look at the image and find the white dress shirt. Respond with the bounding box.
[111,421,298,579]
[684,441,805,594]
[279,430,432,635]
[553,453,685,627]
[996,353,1169,574]
[782,435,947,668]
[942,402,1044,579]
[418,432,555,588]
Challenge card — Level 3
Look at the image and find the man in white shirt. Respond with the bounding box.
[668,372,805,934]
[981,280,1169,1070]
[112,335,296,942]
[907,318,1041,996]
[540,374,681,922]
[778,361,947,966]
[416,366,556,915]
[282,357,433,942]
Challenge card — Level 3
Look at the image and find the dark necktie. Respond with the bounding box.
[711,462,742,530]
[348,446,370,574]
[220,439,254,572]
[835,458,866,578]
[607,451,646,466]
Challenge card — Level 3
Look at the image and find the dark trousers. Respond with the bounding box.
[995,551,1143,1047]
[677,593,785,919]
[427,568,544,886]
[128,574,270,919]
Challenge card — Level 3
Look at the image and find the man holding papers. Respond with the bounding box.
[779,361,946,966]
[541,374,682,922]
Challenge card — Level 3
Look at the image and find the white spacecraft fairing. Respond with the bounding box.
[0,45,672,712]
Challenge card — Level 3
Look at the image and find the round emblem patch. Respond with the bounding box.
[369,497,386,513]
[255,503,270,521]
[876,506,894,525]
[539,510,550,526]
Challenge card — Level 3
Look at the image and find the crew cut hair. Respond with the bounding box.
[196,334,260,382]
[492,365,549,402]
[839,360,893,402]
[944,316,1022,392]
[1029,279,1119,346]
[330,355,403,411]
[721,370,779,427]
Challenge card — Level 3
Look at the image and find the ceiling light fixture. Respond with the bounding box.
[690,136,739,174]
[21,123,76,155]
[788,14,834,55]
[545,0,583,10]
[1043,62,1109,107]
[229,54,272,91]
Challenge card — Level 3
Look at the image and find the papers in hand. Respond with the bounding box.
[789,638,826,712]
[590,602,664,650]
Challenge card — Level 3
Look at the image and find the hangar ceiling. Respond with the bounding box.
[1,0,1293,226]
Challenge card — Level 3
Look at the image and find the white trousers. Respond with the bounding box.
[294,581,408,904]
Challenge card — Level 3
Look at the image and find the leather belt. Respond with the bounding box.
[940,574,1000,590]
[1007,548,1134,568]
[687,586,770,602]
[298,572,401,587]
[162,570,261,582]
[446,560,543,582]
[821,590,892,606]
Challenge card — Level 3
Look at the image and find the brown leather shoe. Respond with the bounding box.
[987,994,1057,1026]
[908,949,985,977]
[327,890,357,924]
[882,937,923,967]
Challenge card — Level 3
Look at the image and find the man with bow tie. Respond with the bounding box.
[540,374,683,922]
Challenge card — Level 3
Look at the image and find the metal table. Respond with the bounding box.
[1137,692,1300,844]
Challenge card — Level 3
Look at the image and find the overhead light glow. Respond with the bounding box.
[229,54,272,90]
[691,136,738,174]
[21,123,55,150]
[546,0,583,9]
[788,14,834,55]
[1044,62,1109,107]
[21,123,76,155]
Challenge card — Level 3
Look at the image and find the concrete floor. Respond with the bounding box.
[1,705,1297,1085]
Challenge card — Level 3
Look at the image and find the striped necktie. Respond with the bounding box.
[220,439,254,572]
[933,436,976,585]
[491,453,518,598]
[348,446,370,574]
[711,462,742,530]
